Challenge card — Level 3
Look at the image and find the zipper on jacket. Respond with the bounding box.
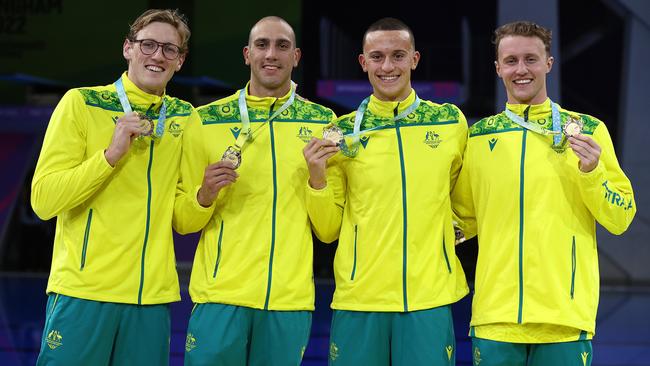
[80,209,93,270]
[350,225,358,280]
[264,102,279,310]
[523,105,530,122]
[137,140,155,305]
[394,106,409,312]
[213,221,225,278]
[517,129,528,324]
[571,236,576,299]
[442,237,452,273]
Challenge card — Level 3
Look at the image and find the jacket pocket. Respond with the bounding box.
[571,236,576,299]
[350,225,358,280]
[442,237,452,274]
[213,221,224,278]
[80,209,93,270]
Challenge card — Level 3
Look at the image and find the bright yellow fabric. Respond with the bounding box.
[175,86,336,310]
[32,72,198,304]
[307,90,469,312]
[452,99,635,341]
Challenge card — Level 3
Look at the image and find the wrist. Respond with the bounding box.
[104,148,119,167]
[308,178,327,190]
[196,187,214,207]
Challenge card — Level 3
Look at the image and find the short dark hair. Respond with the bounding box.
[493,21,552,59]
[127,9,191,52]
[363,17,415,49]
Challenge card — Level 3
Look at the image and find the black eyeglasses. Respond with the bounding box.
[130,39,183,60]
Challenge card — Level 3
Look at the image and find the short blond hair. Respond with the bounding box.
[493,21,552,59]
[127,9,191,52]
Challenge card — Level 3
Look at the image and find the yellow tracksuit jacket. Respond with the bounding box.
[31,72,198,304]
[174,86,336,310]
[307,90,469,312]
[452,99,636,342]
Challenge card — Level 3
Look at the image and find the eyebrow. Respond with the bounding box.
[253,37,292,44]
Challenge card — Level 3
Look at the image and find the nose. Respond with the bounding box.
[265,46,277,60]
[381,57,394,72]
[150,45,165,61]
[515,60,527,74]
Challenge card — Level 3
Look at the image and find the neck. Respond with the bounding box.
[373,88,411,103]
[507,93,548,106]
[248,80,291,98]
[125,71,164,96]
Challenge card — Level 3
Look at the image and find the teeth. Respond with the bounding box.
[146,65,164,72]
[380,76,398,81]
[514,79,531,84]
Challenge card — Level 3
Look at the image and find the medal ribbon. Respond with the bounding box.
[504,101,562,147]
[114,76,167,138]
[349,93,421,144]
[234,81,297,150]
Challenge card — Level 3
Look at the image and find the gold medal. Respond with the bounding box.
[563,117,583,137]
[138,113,154,137]
[322,125,344,146]
[221,146,241,169]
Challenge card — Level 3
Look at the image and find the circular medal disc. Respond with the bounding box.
[323,125,344,146]
[563,117,583,137]
[221,147,242,169]
[139,115,154,137]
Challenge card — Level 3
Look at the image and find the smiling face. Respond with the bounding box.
[359,30,420,102]
[244,18,301,98]
[123,21,185,96]
[495,35,553,105]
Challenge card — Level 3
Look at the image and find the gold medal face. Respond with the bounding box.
[563,117,583,137]
[221,146,241,169]
[138,114,154,137]
[323,125,344,146]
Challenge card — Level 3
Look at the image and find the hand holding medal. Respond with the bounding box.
[302,127,340,189]
[104,111,148,166]
[562,118,601,173]
[197,160,239,207]
[108,76,169,167]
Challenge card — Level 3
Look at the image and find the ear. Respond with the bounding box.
[243,46,251,65]
[494,60,502,78]
[176,53,186,72]
[411,50,421,70]
[546,56,554,74]
[123,39,132,62]
[359,53,367,72]
[293,47,302,67]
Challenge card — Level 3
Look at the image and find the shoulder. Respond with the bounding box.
[468,113,513,136]
[292,95,336,122]
[164,96,194,117]
[195,92,239,123]
[73,84,121,112]
[416,100,464,122]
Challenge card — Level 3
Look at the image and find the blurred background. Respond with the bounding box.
[0,0,648,365]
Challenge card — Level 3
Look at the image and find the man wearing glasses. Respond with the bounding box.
[31,9,198,365]
[174,16,336,365]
